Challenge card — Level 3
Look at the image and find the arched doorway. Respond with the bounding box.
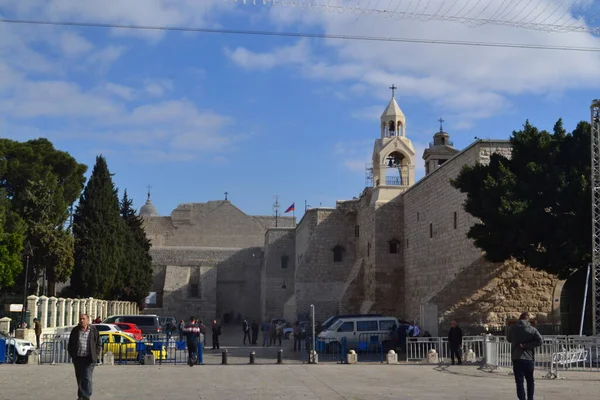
[560,267,593,335]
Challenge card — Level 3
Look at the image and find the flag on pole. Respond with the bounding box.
[284,203,295,213]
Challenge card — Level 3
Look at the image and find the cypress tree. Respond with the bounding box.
[71,156,123,299]
[117,190,152,304]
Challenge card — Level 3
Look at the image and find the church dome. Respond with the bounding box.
[140,193,159,217]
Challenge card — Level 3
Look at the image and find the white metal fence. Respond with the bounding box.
[407,334,600,379]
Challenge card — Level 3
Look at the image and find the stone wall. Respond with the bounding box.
[261,228,296,321]
[373,196,405,317]
[142,200,294,324]
[430,258,560,333]
[403,140,559,332]
[294,208,357,322]
[143,201,294,249]
[146,246,263,323]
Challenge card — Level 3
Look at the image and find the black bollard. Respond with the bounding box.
[221,349,228,365]
[249,351,255,364]
[277,349,283,364]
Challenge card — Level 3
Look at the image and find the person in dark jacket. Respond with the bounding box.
[67,314,102,400]
[33,318,42,349]
[448,320,463,365]
[212,320,221,349]
[242,319,251,345]
[183,316,201,367]
[251,321,259,344]
[508,312,543,400]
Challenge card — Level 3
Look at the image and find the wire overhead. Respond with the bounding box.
[228,0,600,34]
[1,18,599,52]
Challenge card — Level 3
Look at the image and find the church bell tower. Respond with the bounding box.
[370,85,416,203]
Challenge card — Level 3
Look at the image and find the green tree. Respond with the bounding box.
[116,190,153,304]
[0,189,24,290]
[0,138,87,294]
[451,119,591,279]
[71,156,124,299]
[22,178,75,295]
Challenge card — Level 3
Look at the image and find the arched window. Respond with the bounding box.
[281,255,289,269]
[332,245,345,262]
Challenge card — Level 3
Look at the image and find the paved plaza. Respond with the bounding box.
[1,362,599,399]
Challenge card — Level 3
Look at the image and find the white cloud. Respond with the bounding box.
[224,40,310,71]
[85,45,127,73]
[102,83,137,101]
[223,1,600,127]
[144,80,173,97]
[60,31,93,57]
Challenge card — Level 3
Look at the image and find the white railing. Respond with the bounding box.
[407,335,600,379]
[406,336,486,363]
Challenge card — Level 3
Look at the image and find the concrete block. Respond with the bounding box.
[386,350,398,364]
[466,349,476,363]
[143,353,156,365]
[346,350,357,364]
[426,349,438,364]
[103,351,115,366]
[27,351,40,365]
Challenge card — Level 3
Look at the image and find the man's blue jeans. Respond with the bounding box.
[73,356,95,399]
[512,359,535,400]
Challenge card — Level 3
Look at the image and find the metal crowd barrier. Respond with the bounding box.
[301,332,389,363]
[479,335,600,378]
[406,336,485,363]
[37,335,197,365]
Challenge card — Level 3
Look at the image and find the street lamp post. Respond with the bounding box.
[21,242,34,326]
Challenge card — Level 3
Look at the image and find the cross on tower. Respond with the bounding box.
[224,191,229,201]
[147,184,152,200]
[389,84,397,98]
[438,117,445,132]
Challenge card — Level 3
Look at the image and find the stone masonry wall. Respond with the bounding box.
[430,258,560,333]
[148,246,263,323]
[373,196,405,317]
[294,208,357,322]
[143,201,294,249]
[261,228,296,321]
[403,140,536,327]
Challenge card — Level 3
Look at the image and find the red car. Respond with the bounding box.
[114,322,143,340]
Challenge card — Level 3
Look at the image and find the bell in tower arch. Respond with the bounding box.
[388,120,395,136]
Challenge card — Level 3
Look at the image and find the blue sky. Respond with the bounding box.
[1,0,600,219]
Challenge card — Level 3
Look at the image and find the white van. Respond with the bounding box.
[317,316,399,350]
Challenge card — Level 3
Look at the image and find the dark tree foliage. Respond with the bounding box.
[451,119,591,279]
[0,189,24,290]
[0,138,86,294]
[72,156,124,299]
[116,190,153,304]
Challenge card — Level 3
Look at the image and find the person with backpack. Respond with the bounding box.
[183,316,201,367]
[508,312,543,400]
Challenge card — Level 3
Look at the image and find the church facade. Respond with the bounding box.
[141,93,563,334]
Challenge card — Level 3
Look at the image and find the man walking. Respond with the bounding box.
[508,312,543,400]
[242,319,251,345]
[67,314,101,400]
[33,318,41,349]
[211,320,221,350]
[448,320,463,365]
[183,316,201,367]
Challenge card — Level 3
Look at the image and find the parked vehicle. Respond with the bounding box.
[1,331,35,364]
[103,315,161,335]
[98,332,166,363]
[320,314,383,332]
[113,322,143,340]
[317,316,400,350]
